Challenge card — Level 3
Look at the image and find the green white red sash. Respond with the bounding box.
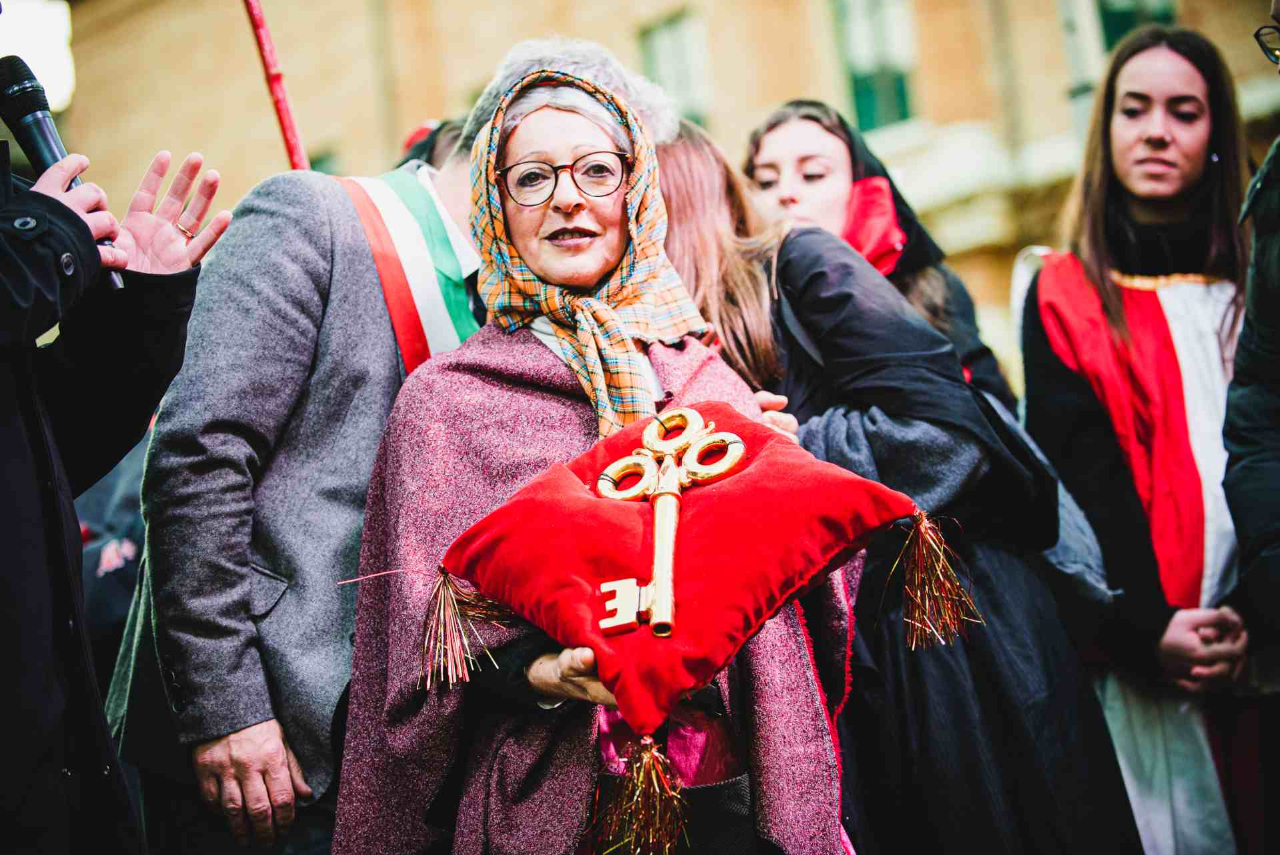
[337,168,479,375]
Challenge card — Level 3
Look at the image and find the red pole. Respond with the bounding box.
[243,0,310,170]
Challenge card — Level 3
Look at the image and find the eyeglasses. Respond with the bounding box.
[497,150,630,207]
[1256,25,1280,64]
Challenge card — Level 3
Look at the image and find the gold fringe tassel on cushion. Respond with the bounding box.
[419,568,514,690]
[890,511,983,650]
[594,736,687,855]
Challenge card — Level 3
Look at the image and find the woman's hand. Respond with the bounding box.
[1157,607,1249,692]
[755,390,799,442]
[112,151,232,273]
[30,154,125,269]
[527,646,618,707]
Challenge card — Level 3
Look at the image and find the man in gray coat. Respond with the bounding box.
[107,40,677,852]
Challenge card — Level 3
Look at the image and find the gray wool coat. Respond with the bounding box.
[106,167,472,799]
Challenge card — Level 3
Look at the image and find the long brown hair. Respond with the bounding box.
[1060,25,1248,345]
[658,120,785,389]
[742,99,951,332]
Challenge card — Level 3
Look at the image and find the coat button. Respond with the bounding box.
[102,765,111,777]
[67,617,75,633]
[60,252,75,276]
[61,768,73,778]
[14,216,37,230]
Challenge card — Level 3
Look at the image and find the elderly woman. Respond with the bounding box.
[332,71,857,855]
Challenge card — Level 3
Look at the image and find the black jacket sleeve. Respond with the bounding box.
[1022,276,1174,675]
[1223,140,1280,638]
[778,228,1057,547]
[36,265,198,496]
[1,189,100,346]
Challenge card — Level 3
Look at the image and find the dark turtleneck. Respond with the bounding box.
[1107,209,1213,277]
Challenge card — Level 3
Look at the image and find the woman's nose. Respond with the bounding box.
[550,170,587,213]
[1143,113,1172,146]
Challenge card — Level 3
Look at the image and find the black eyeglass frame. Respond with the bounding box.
[1256,25,1280,64]
[496,150,632,207]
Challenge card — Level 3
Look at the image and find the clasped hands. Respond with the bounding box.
[31,151,232,274]
[1158,606,1249,693]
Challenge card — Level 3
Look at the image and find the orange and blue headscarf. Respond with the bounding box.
[470,69,708,437]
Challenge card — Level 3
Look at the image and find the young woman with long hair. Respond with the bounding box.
[742,99,1016,410]
[1022,25,1256,854]
[658,119,1141,855]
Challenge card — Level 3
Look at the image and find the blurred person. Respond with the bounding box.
[1022,25,1259,854]
[1225,5,1280,646]
[106,38,680,854]
[658,119,1142,855]
[335,68,859,855]
[744,100,1015,411]
[76,424,151,689]
[399,117,464,170]
[3,144,229,855]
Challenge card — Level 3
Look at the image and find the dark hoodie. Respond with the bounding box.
[812,103,1017,410]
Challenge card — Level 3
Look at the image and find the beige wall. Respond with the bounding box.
[46,0,1280,357]
[62,0,398,214]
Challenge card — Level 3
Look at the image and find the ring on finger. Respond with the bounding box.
[176,222,197,241]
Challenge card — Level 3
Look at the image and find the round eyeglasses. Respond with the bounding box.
[497,150,630,207]
[1256,25,1280,64]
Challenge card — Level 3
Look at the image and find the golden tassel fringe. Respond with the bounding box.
[889,511,983,650]
[594,736,686,855]
[419,568,513,690]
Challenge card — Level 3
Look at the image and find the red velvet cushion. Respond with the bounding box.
[444,401,917,734]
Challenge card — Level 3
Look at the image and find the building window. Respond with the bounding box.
[1097,0,1175,50]
[639,11,711,126]
[832,0,917,131]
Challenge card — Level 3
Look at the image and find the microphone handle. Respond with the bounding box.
[15,111,124,290]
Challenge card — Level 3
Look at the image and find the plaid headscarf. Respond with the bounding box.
[470,69,709,437]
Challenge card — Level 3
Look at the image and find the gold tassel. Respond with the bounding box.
[889,511,983,650]
[594,736,686,855]
[419,568,513,690]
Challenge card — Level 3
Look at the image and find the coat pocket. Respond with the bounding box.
[248,563,290,619]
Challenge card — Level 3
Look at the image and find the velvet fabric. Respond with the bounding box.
[444,400,916,734]
[334,326,854,855]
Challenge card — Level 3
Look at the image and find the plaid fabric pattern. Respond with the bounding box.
[470,69,708,437]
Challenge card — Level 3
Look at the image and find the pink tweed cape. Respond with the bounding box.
[332,325,861,855]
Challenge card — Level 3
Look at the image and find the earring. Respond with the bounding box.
[1211,152,1220,163]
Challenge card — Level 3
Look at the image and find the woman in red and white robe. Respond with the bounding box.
[1022,25,1257,855]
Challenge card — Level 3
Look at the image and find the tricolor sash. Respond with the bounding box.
[337,169,480,376]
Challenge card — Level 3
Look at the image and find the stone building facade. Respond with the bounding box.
[32,0,1280,387]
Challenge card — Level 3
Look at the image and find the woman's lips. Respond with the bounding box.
[1135,157,1177,171]
[545,228,599,249]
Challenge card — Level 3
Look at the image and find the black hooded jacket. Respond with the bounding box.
[1,143,197,854]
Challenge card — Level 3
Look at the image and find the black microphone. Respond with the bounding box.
[1,55,124,290]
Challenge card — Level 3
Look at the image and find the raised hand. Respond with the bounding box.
[112,151,232,274]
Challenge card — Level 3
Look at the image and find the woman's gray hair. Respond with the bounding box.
[499,86,633,160]
[455,38,678,161]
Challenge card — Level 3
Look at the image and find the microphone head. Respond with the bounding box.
[0,55,49,128]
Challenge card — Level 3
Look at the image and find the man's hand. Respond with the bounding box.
[30,154,126,269]
[1157,607,1249,693]
[755,390,799,442]
[112,151,232,273]
[192,718,312,848]
[527,647,618,707]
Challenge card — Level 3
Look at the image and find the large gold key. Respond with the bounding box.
[595,408,745,637]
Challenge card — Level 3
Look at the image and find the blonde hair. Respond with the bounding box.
[658,120,786,389]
